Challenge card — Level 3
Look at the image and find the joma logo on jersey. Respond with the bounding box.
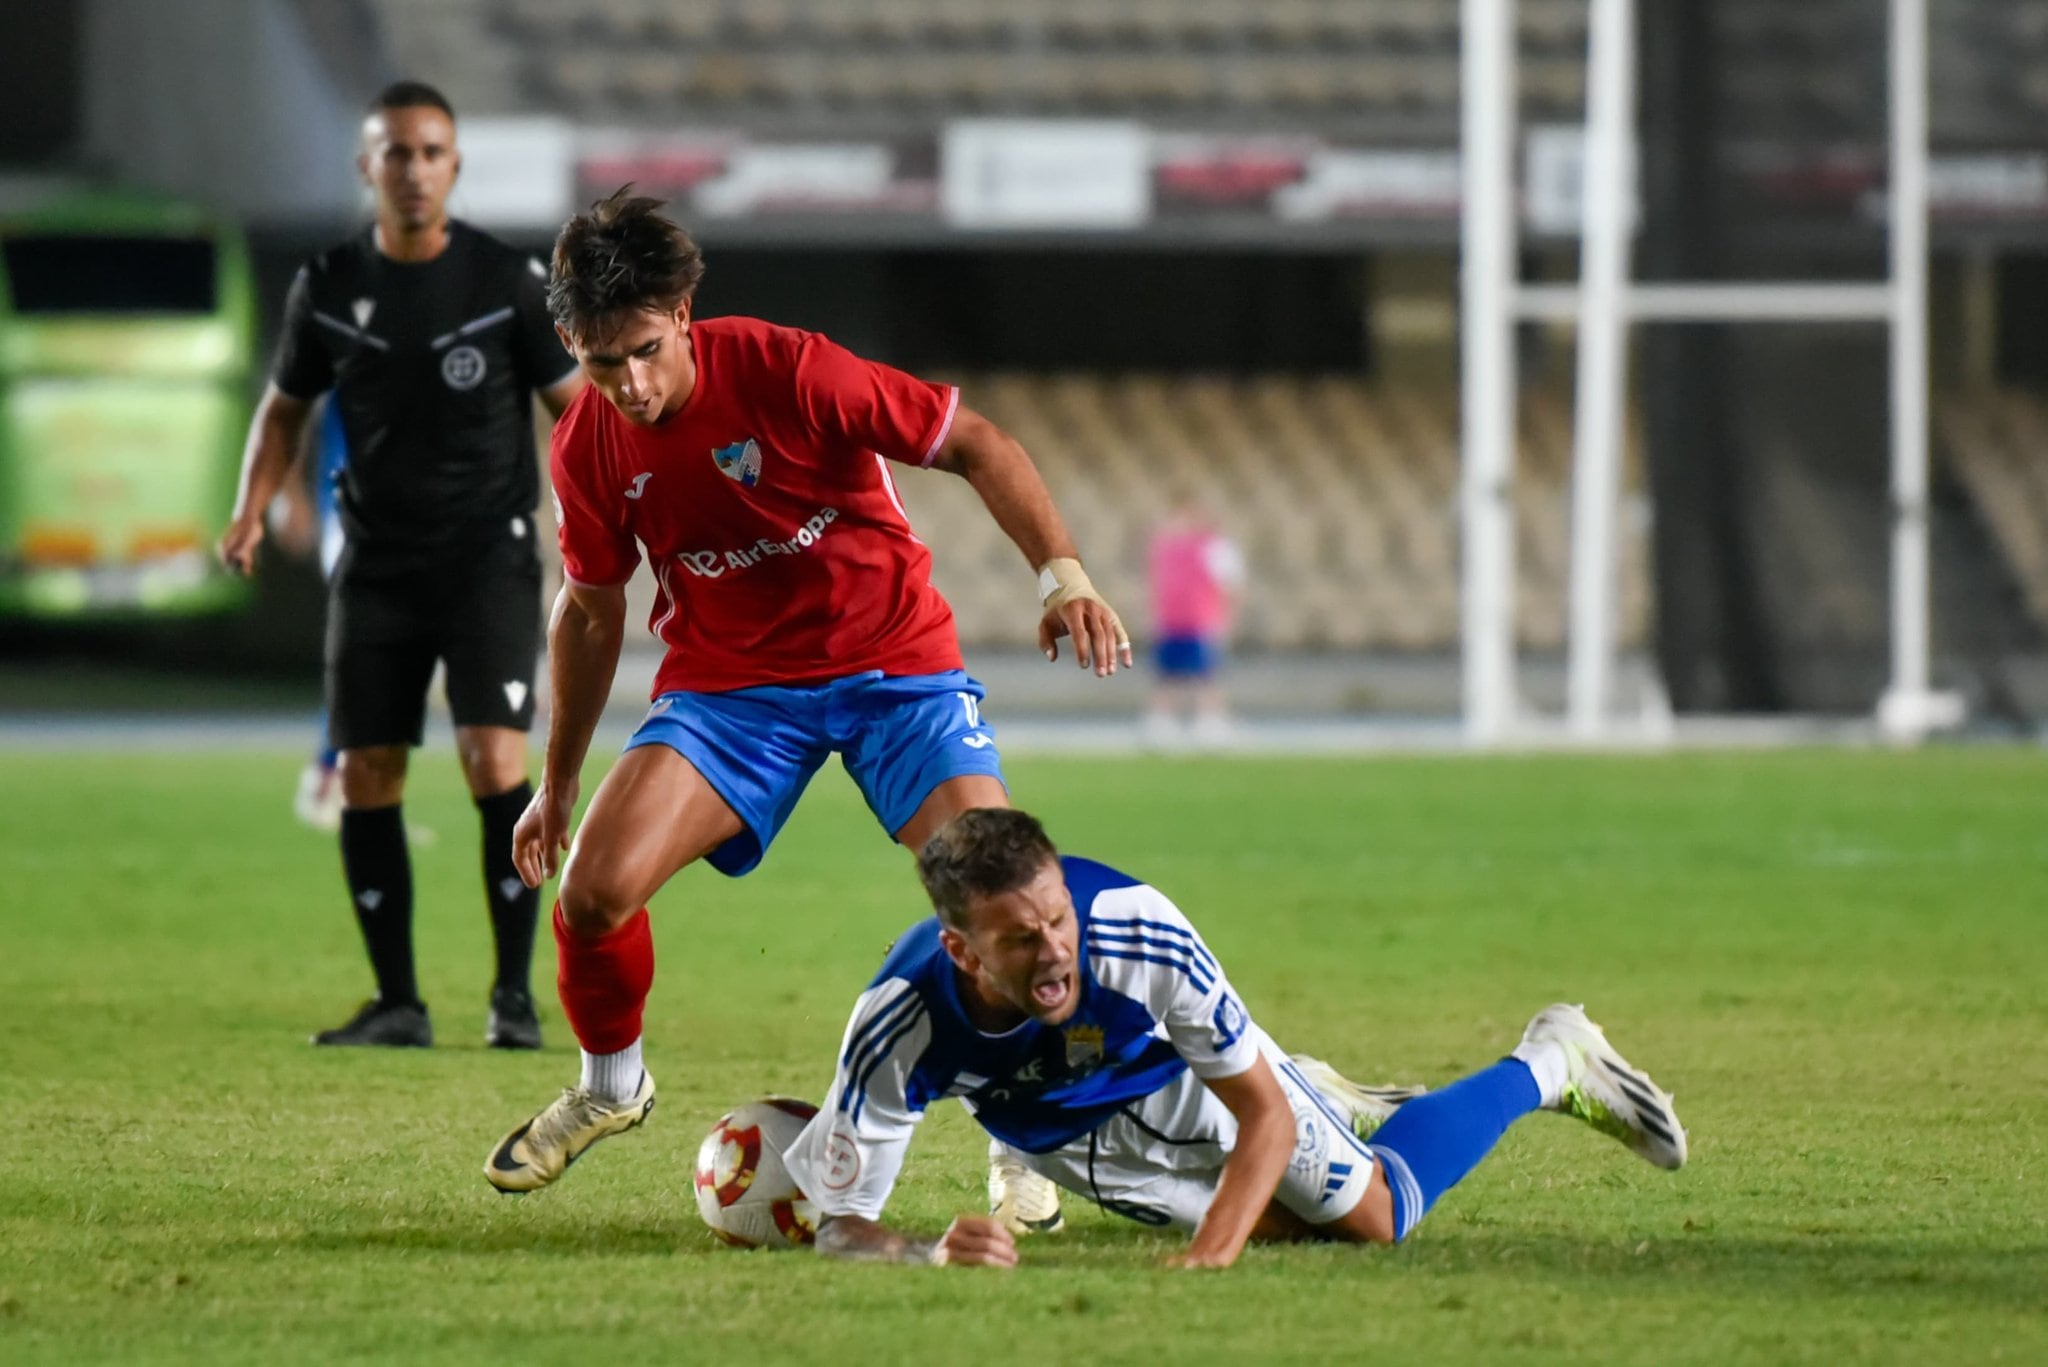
[711,437,764,487]
[674,507,841,578]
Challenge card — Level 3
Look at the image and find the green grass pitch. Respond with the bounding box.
[1,747,2044,1364]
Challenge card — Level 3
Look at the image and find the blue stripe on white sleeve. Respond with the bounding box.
[837,986,924,1119]
[1086,920,1216,988]
[840,981,917,1070]
[1084,942,1217,994]
[847,1001,929,1124]
[1086,915,1219,973]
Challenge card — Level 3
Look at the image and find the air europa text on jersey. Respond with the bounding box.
[673,507,841,578]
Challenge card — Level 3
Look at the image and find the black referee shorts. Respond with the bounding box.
[324,527,542,751]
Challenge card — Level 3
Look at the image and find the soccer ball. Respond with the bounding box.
[693,1097,820,1249]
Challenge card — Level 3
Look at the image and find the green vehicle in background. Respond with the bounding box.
[0,190,253,618]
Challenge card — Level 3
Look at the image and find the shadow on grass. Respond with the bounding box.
[260,1217,2047,1315]
[272,1217,699,1259]
[1379,1230,2048,1313]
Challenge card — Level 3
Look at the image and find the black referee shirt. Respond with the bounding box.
[272,220,576,560]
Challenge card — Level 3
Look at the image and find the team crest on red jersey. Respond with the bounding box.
[712,438,764,488]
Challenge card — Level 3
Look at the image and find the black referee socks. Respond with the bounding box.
[476,782,539,994]
[339,805,418,1007]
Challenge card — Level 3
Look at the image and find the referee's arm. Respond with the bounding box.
[218,382,316,577]
[537,370,586,420]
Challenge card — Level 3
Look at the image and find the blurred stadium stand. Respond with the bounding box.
[356,0,2048,143]
[893,373,1651,654]
[1942,390,2048,629]
[7,0,2048,722]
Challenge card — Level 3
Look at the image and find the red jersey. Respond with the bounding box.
[550,316,965,695]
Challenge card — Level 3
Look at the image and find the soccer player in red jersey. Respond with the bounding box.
[484,191,1128,1207]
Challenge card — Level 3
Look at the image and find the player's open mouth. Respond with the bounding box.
[1031,973,1072,1011]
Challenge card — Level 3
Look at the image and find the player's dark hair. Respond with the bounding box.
[371,80,455,120]
[917,809,1060,930]
[548,186,707,347]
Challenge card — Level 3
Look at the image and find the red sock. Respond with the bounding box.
[554,904,654,1054]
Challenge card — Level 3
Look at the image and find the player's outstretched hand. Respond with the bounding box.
[1036,557,1133,678]
[932,1215,1018,1269]
[216,516,264,577]
[1039,597,1133,678]
[512,780,578,888]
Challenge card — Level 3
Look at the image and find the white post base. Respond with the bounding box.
[1876,687,1966,742]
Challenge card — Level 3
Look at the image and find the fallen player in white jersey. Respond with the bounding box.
[783,808,1687,1268]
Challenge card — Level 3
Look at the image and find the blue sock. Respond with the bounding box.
[1368,1057,1543,1241]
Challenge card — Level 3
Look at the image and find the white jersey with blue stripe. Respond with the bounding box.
[783,855,1261,1221]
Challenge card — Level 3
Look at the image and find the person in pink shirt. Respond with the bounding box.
[1146,492,1245,746]
[482,190,1126,1239]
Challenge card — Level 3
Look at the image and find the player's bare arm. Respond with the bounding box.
[931,406,1132,677]
[815,1213,1018,1269]
[1169,1056,1300,1269]
[217,383,315,576]
[513,578,627,887]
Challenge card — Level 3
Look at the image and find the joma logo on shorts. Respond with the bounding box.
[675,507,840,578]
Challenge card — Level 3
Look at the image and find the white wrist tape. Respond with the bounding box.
[1037,557,1128,646]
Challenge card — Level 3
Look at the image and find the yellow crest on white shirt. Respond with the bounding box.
[1063,1024,1105,1071]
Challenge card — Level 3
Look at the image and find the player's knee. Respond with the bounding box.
[337,747,408,807]
[454,728,527,797]
[555,859,640,936]
[1331,1176,1399,1246]
[459,751,526,798]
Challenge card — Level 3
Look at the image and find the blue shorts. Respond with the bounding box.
[622,669,1008,877]
[1154,635,1222,679]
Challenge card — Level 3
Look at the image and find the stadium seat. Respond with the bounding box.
[1942,392,2048,627]
[398,0,2040,143]
[885,371,1646,653]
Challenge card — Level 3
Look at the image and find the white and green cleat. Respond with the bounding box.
[988,1140,1065,1236]
[485,1071,656,1193]
[1288,1054,1428,1141]
[1521,1004,1687,1170]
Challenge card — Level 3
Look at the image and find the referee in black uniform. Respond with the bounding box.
[219,82,584,1049]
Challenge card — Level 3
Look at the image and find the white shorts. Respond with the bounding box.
[1004,1030,1378,1231]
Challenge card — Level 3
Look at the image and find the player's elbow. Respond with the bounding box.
[932,406,1018,478]
[257,386,314,438]
[813,1215,853,1258]
[555,582,627,640]
[812,1214,893,1263]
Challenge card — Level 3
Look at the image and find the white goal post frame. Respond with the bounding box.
[1458,0,1963,746]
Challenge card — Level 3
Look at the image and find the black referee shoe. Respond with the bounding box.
[312,998,433,1048]
[486,986,543,1051]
